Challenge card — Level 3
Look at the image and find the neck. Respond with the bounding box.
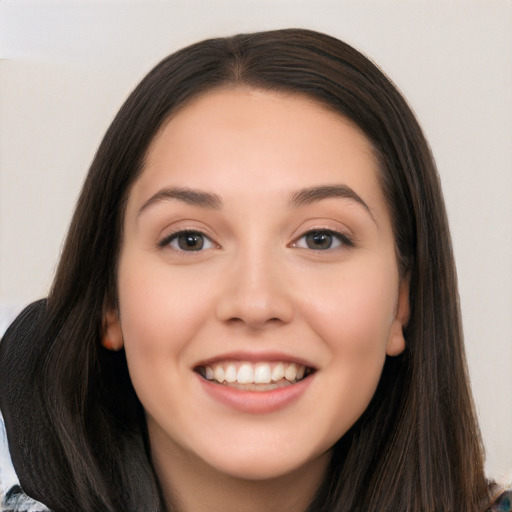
[150,431,330,512]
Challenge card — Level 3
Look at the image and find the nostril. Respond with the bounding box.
[215,279,295,327]
[226,317,244,326]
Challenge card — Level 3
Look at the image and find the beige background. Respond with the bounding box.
[1,0,511,483]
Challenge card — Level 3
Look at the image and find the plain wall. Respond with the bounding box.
[1,0,511,483]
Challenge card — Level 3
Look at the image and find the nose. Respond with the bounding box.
[215,248,295,329]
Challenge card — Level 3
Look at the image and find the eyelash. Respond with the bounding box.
[158,230,217,252]
[292,229,354,251]
[158,228,353,253]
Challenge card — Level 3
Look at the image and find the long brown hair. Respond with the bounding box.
[0,28,492,511]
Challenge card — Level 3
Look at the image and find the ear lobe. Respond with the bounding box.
[386,318,406,356]
[386,273,410,357]
[102,309,123,351]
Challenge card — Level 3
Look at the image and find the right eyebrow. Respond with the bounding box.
[137,187,223,217]
[288,184,376,224]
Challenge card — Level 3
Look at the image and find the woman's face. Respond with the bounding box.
[106,88,409,482]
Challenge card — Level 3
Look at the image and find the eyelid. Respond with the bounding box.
[290,228,354,250]
[158,228,218,252]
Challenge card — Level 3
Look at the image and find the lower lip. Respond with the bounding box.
[197,374,314,414]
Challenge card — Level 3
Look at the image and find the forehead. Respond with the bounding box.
[131,87,384,212]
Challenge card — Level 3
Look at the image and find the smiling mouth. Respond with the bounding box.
[195,361,315,391]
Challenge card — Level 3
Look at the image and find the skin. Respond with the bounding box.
[104,87,409,512]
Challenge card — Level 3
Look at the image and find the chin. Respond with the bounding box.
[200,445,330,482]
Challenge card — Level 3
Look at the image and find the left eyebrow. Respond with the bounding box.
[137,186,223,218]
[288,184,375,222]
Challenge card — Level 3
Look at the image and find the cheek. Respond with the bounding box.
[299,261,398,414]
[301,262,398,348]
[116,254,214,373]
[115,254,221,429]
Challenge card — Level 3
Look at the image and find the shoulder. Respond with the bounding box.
[491,490,512,512]
[0,300,57,511]
[0,413,50,512]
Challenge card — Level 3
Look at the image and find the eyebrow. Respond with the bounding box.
[288,184,375,221]
[138,187,222,216]
[138,184,374,222]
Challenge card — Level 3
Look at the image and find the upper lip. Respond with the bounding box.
[193,351,318,370]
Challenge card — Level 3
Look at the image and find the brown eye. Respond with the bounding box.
[177,232,204,251]
[305,231,334,250]
[161,231,215,252]
[294,230,353,250]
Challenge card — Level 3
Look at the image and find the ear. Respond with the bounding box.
[386,273,410,356]
[102,308,124,351]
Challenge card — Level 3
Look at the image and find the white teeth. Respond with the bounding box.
[237,363,254,384]
[224,363,237,383]
[213,365,225,383]
[284,363,297,382]
[202,361,310,386]
[271,362,285,381]
[254,363,272,384]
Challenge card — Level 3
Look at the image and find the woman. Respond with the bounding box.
[0,28,509,511]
